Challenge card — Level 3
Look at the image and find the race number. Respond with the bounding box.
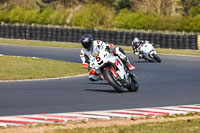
[95,55,101,62]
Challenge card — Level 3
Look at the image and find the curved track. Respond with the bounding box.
[0,44,200,116]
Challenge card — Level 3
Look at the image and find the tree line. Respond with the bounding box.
[0,0,199,32]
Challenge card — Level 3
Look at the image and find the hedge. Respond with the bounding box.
[0,5,199,32]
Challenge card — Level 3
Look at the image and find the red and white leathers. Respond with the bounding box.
[80,40,135,81]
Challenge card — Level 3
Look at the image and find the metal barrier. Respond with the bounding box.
[0,24,198,50]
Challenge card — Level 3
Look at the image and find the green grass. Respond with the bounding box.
[156,48,200,56]
[0,38,200,56]
[0,38,81,49]
[48,119,200,133]
[0,55,87,80]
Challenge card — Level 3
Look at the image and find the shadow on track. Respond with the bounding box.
[85,89,116,93]
[87,82,109,85]
[85,89,129,93]
[133,60,161,63]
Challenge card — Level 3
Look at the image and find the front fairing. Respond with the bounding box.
[89,46,127,80]
[141,42,156,58]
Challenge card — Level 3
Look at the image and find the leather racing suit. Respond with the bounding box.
[80,40,135,81]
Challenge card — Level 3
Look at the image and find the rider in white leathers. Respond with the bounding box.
[132,37,145,58]
[80,34,135,81]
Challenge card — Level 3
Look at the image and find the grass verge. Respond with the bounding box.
[51,119,200,133]
[0,38,81,49]
[0,55,87,81]
[0,38,200,56]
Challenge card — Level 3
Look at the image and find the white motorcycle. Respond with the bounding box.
[90,45,139,93]
[133,41,161,63]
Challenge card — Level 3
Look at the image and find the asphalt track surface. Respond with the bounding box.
[0,44,200,116]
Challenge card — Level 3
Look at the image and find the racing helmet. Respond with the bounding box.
[81,34,93,50]
[132,38,140,47]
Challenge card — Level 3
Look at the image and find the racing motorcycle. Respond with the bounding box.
[133,41,161,63]
[90,45,139,93]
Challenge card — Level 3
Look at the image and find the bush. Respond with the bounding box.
[189,6,200,17]
[35,8,54,24]
[177,17,191,32]
[71,3,115,29]
[187,15,200,32]
[49,9,70,25]
[150,15,180,31]
[0,7,70,25]
[23,9,40,24]
[114,9,157,30]
[0,4,199,32]
[0,10,10,23]
[8,6,26,23]
[114,9,182,32]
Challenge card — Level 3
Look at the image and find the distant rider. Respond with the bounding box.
[80,34,135,81]
[132,37,144,58]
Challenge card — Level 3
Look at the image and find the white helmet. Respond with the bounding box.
[132,38,140,46]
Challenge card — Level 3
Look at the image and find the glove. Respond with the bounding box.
[105,46,111,52]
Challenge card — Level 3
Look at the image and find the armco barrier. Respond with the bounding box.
[0,24,198,50]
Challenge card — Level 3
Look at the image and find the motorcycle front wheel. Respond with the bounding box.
[103,68,124,93]
[152,53,161,63]
[127,77,139,92]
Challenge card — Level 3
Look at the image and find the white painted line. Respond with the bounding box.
[40,114,88,121]
[56,113,110,120]
[0,117,38,125]
[126,109,170,115]
[155,106,199,112]
[18,115,66,122]
[0,122,23,127]
[80,111,132,118]
[110,110,155,117]
[179,105,200,110]
[0,122,7,127]
[15,116,55,124]
[0,74,88,82]
[134,108,188,115]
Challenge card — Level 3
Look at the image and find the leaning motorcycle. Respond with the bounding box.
[90,45,139,93]
[133,41,161,63]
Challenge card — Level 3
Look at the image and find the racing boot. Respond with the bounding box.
[115,47,135,71]
[123,57,135,71]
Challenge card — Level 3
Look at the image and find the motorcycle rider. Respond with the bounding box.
[132,37,144,58]
[80,34,135,81]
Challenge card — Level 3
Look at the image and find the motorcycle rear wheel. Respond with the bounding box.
[103,68,124,93]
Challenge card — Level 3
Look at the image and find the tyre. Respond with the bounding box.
[103,68,124,93]
[153,53,161,63]
[127,77,139,92]
[143,55,153,62]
